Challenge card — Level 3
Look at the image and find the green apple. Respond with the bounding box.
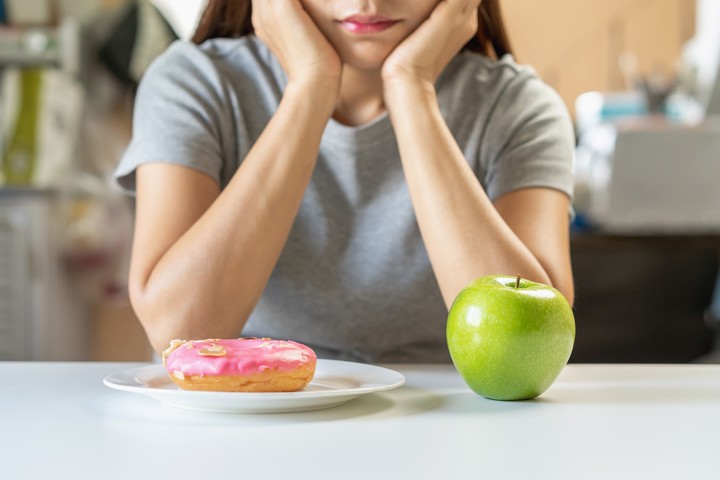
[446,275,575,401]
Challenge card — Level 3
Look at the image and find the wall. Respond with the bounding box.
[504,0,697,116]
[151,0,205,40]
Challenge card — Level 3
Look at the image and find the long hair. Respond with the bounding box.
[192,0,513,59]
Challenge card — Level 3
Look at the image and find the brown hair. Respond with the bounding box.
[192,0,513,59]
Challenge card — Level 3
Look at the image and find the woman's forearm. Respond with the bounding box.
[132,82,336,350]
[385,81,551,308]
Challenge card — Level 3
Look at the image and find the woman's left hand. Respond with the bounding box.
[382,0,481,90]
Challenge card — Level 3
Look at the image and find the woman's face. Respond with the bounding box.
[300,0,441,71]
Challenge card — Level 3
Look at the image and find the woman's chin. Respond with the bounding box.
[342,56,389,74]
[337,46,393,73]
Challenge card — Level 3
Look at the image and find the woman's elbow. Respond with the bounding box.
[128,281,174,354]
[561,285,575,309]
[553,276,575,308]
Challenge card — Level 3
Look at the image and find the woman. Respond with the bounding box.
[115,0,575,362]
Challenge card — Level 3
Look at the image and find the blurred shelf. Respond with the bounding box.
[0,20,80,74]
[0,49,60,67]
[0,187,56,197]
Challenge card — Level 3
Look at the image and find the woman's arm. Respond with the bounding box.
[130,0,341,352]
[131,84,335,352]
[384,83,573,307]
[382,0,574,307]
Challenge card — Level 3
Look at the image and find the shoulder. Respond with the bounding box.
[442,52,530,88]
[195,35,284,78]
[151,35,275,67]
[440,52,565,115]
[439,53,575,198]
[141,35,284,93]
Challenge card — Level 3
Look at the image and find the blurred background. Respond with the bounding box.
[0,0,719,363]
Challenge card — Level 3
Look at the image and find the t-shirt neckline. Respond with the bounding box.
[323,110,393,147]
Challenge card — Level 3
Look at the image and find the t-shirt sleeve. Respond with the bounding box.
[481,72,575,203]
[114,42,229,194]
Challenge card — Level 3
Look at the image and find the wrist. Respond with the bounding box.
[383,78,437,116]
[284,77,339,117]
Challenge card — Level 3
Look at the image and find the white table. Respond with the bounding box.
[1,362,719,480]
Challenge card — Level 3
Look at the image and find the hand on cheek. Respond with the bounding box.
[251,0,342,89]
[381,0,481,91]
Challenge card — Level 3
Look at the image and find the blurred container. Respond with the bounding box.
[575,91,647,139]
[1,68,41,185]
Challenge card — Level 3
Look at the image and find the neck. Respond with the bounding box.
[333,66,385,127]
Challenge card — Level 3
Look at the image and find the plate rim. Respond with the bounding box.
[103,359,406,400]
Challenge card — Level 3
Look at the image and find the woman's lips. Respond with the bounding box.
[340,15,400,34]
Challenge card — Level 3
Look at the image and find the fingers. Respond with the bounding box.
[446,0,482,14]
[252,0,304,34]
[462,0,482,15]
[251,0,341,86]
[383,0,479,83]
[438,0,479,39]
[250,0,304,52]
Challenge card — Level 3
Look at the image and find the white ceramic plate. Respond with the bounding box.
[103,359,405,414]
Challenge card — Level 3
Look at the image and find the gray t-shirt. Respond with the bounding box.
[115,36,575,363]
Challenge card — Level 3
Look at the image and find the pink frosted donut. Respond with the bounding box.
[162,338,317,392]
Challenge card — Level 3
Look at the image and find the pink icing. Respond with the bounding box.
[164,338,317,377]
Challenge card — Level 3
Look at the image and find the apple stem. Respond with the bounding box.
[515,274,521,289]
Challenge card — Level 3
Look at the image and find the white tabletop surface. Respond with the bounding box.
[1,362,719,480]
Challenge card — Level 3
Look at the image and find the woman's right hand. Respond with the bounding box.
[252,0,342,93]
